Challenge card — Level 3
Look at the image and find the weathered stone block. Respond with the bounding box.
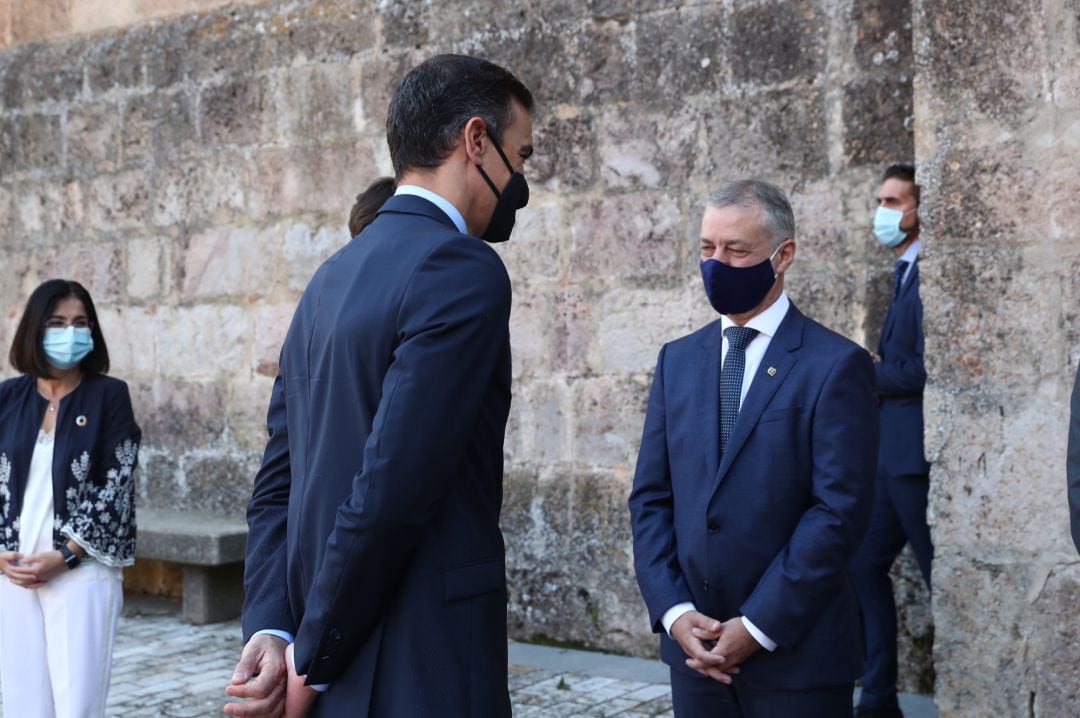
[126,237,168,300]
[508,285,557,379]
[83,31,145,94]
[495,199,565,283]
[151,158,247,227]
[155,304,247,379]
[729,1,824,85]
[843,78,914,166]
[252,302,295,377]
[249,144,377,219]
[98,306,163,376]
[506,378,572,468]
[597,105,700,190]
[280,222,350,292]
[87,169,153,230]
[66,101,121,171]
[527,112,598,191]
[182,225,278,300]
[852,0,914,75]
[276,62,355,145]
[130,378,229,452]
[8,112,62,171]
[568,192,684,283]
[40,241,125,303]
[588,286,694,375]
[633,5,724,104]
[181,452,258,514]
[200,76,271,148]
[571,374,651,471]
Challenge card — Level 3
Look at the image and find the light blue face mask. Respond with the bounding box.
[873,206,911,248]
[43,326,94,370]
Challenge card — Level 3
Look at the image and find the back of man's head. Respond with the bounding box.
[386,54,534,180]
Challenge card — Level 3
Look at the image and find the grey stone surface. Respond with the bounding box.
[182,563,245,625]
[136,508,248,565]
[0,0,934,698]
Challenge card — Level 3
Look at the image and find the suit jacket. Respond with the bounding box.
[1068,361,1080,555]
[876,259,931,478]
[241,195,513,717]
[628,304,878,690]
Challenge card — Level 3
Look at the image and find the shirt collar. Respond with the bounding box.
[899,238,921,266]
[394,185,468,235]
[720,291,791,340]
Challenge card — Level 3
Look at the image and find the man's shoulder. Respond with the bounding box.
[661,320,722,361]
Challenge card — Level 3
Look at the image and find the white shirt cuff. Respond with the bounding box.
[283,637,330,693]
[741,616,777,652]
[253,629,294,644]
[661,602,697,637]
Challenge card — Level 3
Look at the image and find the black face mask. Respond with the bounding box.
[476,137,529,244]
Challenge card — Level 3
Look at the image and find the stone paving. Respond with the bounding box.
[0,607,675,718]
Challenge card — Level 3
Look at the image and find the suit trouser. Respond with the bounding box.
[670,669,853,718]
[849,471,933,711]
[0,561,123,718]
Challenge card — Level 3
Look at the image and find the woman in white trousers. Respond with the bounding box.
[0,279,140,718]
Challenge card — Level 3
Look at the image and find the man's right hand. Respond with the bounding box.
[225,633,289,717]
[670,611,739,685]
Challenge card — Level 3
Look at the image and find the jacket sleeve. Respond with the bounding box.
[740,346,878,648]
[61,380,141,567]
[1068,361,1080,555]
[242,373,296,640]
[628,344,695,633]
[292,237,511,684]
[876,291,927,396]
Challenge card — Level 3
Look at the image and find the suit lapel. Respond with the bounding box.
[698,322,723,482]
[710,306,805,496]
[880,259,918,351]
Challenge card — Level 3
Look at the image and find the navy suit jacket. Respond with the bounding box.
[876,259,931,478]
[629,304,878,690]
[241,195,513,717]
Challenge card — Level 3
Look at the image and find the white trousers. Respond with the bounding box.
[0,561,123,718]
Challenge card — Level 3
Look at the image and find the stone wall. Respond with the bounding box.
[0,0,931,689]
[914,0,1080,715]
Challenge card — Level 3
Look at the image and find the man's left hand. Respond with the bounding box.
[284,643,318,718]
[685,617,763,682]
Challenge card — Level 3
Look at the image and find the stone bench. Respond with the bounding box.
[135,508,248,624]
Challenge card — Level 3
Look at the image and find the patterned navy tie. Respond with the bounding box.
[720,326,759,455]
[893,260,910,298]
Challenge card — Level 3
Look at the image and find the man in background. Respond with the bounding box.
[850,163,933,718]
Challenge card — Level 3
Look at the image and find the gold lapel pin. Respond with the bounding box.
[75,415,88,427]
[767,367,777,377]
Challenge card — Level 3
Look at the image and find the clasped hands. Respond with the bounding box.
[225,634,318,718]
[670,611,763,684]
[0,550,68,588]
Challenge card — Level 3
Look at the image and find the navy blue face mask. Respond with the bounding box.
[476,135,529,244]
[700,244,783,315]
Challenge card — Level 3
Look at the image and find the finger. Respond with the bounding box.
[230,646,265,686]
[685,659,734,685]
[682,639,724,665]
[227,664,285,700]
[224,680,286,716]
[691,626,722,641]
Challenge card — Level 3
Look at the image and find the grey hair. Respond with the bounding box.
[707,179,795,248]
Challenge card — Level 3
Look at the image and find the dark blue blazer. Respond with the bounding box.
[0,374,140,566]
[241,195,513,717]
[629,304,878,690]
[876,259,931,478]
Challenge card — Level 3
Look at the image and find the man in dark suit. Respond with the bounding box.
[849,163,933,718]
[629,179,879,718]
[1068,361,1080,555]
[224,55,534,718]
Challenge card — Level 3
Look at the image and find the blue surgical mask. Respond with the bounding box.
[700,244,783,316]
[873,206,910,248]
[43,326,94,370]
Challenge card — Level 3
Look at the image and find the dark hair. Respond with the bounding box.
[884,163,920,205]
[386,54,534,180]
[348,177,396,236]
[9,279,110,379]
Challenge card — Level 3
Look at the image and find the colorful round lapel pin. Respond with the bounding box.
[75,415,88,428]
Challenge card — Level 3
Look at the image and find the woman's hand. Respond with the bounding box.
[1,550,43,588]
[13,550,67,587]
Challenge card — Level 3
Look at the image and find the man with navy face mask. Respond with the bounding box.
[849,163,933,718]
[629,180,878,718]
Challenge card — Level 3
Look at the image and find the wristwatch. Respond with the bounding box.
[59,543,81,569]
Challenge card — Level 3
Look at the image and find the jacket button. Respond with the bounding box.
[703,580,709,592]
[328,628,341,641]
[707,523,719,533]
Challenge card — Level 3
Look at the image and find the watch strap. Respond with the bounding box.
[59,543,81,569]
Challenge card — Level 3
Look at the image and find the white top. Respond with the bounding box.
[659,292,793,653]
[18,430,55,556]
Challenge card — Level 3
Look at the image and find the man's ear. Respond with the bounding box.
[776,240,797,274]
[463,117,488,165]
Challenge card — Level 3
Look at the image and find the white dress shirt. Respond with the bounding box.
[660,291,792,652]
[394,185,468,234]
[897,239,921,287]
